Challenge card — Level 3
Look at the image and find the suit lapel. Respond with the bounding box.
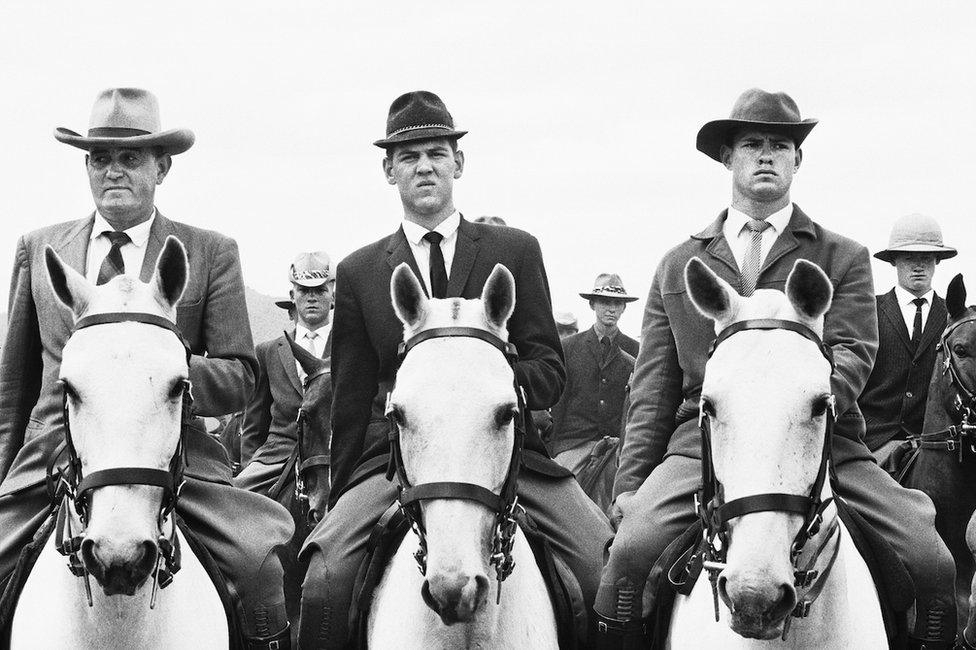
[446,216,481,297]
[759,205,814,277]
[879,290,913,352]
[386,227,427,297]
[55,214,95,276]
[277,334,303,395]
[914,293,947,361]
[140,211,177,281]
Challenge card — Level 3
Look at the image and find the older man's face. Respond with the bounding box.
[87,147,170,225]
[383,138,463,218]
[722,130,800,206]
[591,298,627,329]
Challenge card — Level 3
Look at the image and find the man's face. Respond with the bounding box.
[722,130,800,205]
[893,253,938,295]
[591,298,627,329]
[383,138,463,217]
[87,147,170,223]
[291,281,335,330]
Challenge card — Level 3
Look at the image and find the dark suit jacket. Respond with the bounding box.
[614,205,878,498]
[329,217,566,505]
[241,330,332,466]
[616,332,639,359]
[858,290,947,451]
[550,326,635,456]
[0,212,257,489]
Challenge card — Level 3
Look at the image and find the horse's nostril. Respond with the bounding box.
[474,574,489,606]
[421,579,441,615]
[772,583,797,619]
[717,574,732,610]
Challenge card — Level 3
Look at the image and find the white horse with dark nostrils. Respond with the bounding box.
[10,237,227,649]
[366,263,558,649]
[666,257,887,649]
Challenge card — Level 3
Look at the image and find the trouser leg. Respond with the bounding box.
[0,481,51,591]
[298,473,397,649]
[833,435,956,644]
[178,476,295,642]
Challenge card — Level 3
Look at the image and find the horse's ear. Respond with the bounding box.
[785,259,833,321]
[45,245,91,316]
[685,257,737,324]
[481,264,516,330]
[947,274,967,321]
[391,263,428,328]
[151,236,188,310]
[285,330,328,378]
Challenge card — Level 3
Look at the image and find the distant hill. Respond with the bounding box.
[0,286,291,350]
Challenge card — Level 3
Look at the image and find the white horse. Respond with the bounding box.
[666,257,887,649]
[366,263,558,649]
[10,237,228,649]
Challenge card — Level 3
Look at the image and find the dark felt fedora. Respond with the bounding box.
[373,90,467,149]
[696,89,818,162]
[55,88,194,155]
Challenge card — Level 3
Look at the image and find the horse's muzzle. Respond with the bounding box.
[81,537,159,596]
[421,573,490,625]
[718,573,796,640]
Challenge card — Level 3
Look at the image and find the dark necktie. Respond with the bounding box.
[600,336,613,364]
[740,218,772,296]
[96,231,131,285]
[423,231,448,299]
[911,297,926,346]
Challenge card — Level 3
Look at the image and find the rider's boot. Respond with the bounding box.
[592,613,650,650]
[245,623,291,650]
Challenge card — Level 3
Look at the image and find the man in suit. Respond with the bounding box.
[237,251,334,494]
[859,215,956,469]
[549,274,638,471]
[297,90,613,648]
[555,310,579,339]
[0,89,294,649]
[595,89,955,648]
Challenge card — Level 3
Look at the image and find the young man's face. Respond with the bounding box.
[591,298,627,329]
[722,130,800,206]
[383,138,463,217]
[893,252,938,296]
[291,281,335,329]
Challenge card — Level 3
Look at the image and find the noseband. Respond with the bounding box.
[48,311,193,608]
[294,364,331,527]
[691,319,839,630]
[916,314,976,459]
[385,326,526,603]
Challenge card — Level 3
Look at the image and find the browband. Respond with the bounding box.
[710,319,834,368]
[398,326,518,362]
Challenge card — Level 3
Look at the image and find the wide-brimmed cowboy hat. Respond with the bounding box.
[55,88,194,155]
[288,251,334,288]
[580,273,639,302]
[874,213,957,264]
[373,90,467,149]
[696,88,818,163]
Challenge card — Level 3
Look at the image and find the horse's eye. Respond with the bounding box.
[701,398,716,418]
[60,380,79,402]
[495,407,517,429]
[954,344,969,358]
[388,406,405,428]
[811,396,831,418]
[169,381,186,400]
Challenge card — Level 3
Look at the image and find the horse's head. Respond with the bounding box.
[938,274,976,420]
[388,262,518,625]
[46,236,189,596]
[286,332,332,526]
[685,257,834,639]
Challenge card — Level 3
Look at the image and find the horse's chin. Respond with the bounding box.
[729,612,786,641]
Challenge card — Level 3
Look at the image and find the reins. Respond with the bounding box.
[385,326,527,604]
[681,318,841,636]
[47,311,193,608]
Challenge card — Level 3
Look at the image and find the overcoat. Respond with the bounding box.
[550,326,635,457]
[241,331,332,467]
[614,205,878,498]
[328,217,567,505]
[858,289,947,451]
[0,212,259,492]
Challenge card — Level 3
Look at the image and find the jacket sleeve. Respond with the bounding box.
[0,236,42,483]
[239,342,273,466]
[328,259,378,504]
[509,235,565,409]
[187,236,258,417]
[613,265,683,498]
[824,245,878,416]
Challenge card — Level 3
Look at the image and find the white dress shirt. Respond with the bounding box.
[723,203,793,271]
[85,210,156,283]
[401,211,461,295]
[894,286,934,336]
[295,322,331,379]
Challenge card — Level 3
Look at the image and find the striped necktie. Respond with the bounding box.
[96,231,131,285]
[740,219,771,296]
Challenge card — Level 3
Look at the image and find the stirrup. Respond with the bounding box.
[593,613,650,650]
[246,623,291,650]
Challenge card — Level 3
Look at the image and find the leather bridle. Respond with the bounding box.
[385,326,527,604]
[692,319,839,631]
[916,314,976,460]
[293,364,331,527]
[48,311,193,608]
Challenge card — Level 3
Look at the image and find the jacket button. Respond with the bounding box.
[601,378,607,384]
[906,391,913,398]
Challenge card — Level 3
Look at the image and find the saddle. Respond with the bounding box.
[648,495,913,649]
[0,506,246,649]
[350,502,586,649]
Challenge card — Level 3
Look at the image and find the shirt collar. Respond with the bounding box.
[726,203,793,237]
[296,322,332,341]
[894,285,934,307]
[91,209,156,248]
[402,211,461,246]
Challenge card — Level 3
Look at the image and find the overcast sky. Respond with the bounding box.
[1,2,974,336]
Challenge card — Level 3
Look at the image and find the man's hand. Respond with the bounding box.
[610,490,636,531]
